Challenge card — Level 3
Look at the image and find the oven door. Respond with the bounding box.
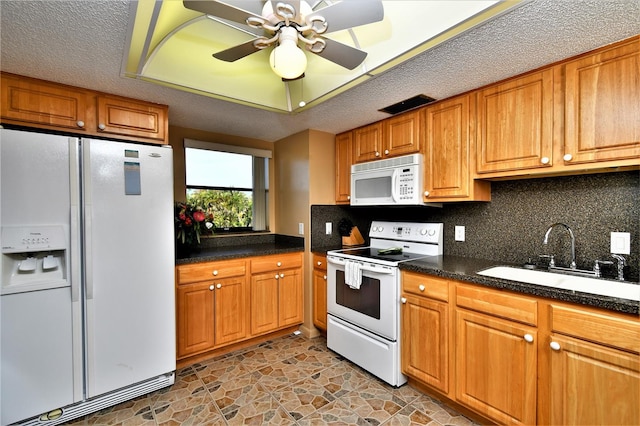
[327,255,398,340]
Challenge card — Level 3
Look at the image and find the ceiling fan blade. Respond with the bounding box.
[213,39,261,62]
[183,0,263,25]
[314,38,367,70]
[308,0,383,34]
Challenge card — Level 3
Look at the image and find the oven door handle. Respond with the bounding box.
[327,257,395,275]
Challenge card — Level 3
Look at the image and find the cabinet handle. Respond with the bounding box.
[524,334,534,343]
[277,262,282,267]
[209,284,214,291]
[323,275,327,280]
[540,156,550,165]
[401,297,407,304]
[384,149,389,155]
[216,283,222,289]
[98,123,106,131]
[212,270,218,276]
[563,153,573,162]
[550,341,561,351]
[76,120,85,128]
[418,284,425,292]
[424,191,430,197]
[375,151,380,157]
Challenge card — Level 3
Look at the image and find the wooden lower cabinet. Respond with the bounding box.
[312,253,328,331]
[401,272,640,425]
[455,309,537,425]
[250,253,304,335]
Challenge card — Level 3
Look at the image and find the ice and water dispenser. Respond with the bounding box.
[1,225,69,294]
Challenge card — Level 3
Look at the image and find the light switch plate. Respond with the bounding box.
[611,232,630,254]
[455,226,465,242]
[298,222,304,235]
[325,222,332,235]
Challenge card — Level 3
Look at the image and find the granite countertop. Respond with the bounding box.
[175,240,304,265]
[400,255,639,315]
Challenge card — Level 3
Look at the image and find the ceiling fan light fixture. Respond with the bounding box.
[269,27,307,80]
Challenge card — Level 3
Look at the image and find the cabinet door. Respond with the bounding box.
[548,334,639,425]
[335,132,353,204]
[564,37,640,164]
[401,295,449,394]
[353,122,383,163]
[250,272,279,335]
[1,73,92,132]
[456,309,537,425]
[278,269,303,327]
[312,268,328,331]
[214,276,247,346]
[476,68,555,174]
[384,110,421,157]
[96,95,168,143]
[176,282,215,359]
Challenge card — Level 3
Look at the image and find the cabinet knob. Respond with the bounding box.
[563,153,573,162]
[277,262,282,267]
[323,275,327,280]
[212,270,218,276]
[418,284,425,292]
[317,261,322,266]
[280,273,285,278]
[524,334,534,343]
[401,297,407,304]
[347,195,350,200]
[384,149,389,155]
[76,120,85,128]
[209,284,214,291]
[550,341,561,351]
[275,274,279,279]
[98,123,106,131]
[375,151,380,157]
[216,283,222,289]
[540,156,550,165]
[424,191,430,197]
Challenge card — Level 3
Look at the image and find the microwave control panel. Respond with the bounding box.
[397,167,417,200]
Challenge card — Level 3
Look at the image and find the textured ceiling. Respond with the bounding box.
[1,0,639,142]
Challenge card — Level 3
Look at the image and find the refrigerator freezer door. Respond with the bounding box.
[82,139,175,398]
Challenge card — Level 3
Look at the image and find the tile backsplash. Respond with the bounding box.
[311,171,639,282]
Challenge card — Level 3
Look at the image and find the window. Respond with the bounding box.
[184,139,270,232]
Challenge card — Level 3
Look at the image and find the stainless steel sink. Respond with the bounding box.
[477,266,640,302]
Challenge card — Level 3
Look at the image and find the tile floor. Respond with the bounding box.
[67,334,478,425]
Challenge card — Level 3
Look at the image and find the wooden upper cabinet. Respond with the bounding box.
[564,36,640,164]
[476,68,555,174]
[1,73,92,132]
[335,131,352,204]
[384,110,421,157]
[423,94,490,202]
[96,95,167,143]
[353,122,383,163]
[1,73,169,144]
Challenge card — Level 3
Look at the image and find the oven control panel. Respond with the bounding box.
[369,221,443,244]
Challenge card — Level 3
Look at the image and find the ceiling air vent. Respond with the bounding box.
[379,95,437,115]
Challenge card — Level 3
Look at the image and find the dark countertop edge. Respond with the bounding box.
[175,243,304,265]
[399,255,639,315]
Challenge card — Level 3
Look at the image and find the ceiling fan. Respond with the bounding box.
[182,0,384,80]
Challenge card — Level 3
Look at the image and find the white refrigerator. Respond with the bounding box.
[0,129,176,425]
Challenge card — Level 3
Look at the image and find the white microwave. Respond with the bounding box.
[350,153,431,206]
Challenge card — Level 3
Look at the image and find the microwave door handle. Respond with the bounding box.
[391,168,399,202]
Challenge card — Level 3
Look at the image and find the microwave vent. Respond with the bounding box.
[379,95,437,115]
[352,153,423,172]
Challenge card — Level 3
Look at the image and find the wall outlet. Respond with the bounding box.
[325,222,332,235]
[611,232,630,254]
[298,222,304,235]
[455,226,465,242]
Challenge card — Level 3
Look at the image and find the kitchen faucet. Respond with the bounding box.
[611,254,626,281]
[543,223,577,269]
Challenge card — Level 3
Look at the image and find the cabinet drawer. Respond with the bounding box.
[177,260,246,284]
[313,253,327,271]
[549,303,640,353]
[456,283,538,326]
[402,272,449,302]
[251,253,302,274]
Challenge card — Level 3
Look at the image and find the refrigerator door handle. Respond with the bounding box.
[82,140,95,301]
[69,138,81,303]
